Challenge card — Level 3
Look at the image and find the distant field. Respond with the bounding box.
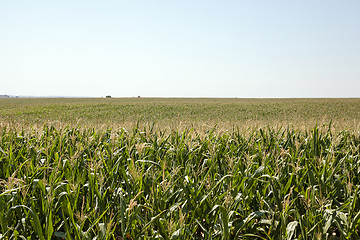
[0,98,359,131]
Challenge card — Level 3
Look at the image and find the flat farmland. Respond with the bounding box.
[1,98,360,131]
[1,98,360,239]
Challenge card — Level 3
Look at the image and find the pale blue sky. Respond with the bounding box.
[1,1,359,97]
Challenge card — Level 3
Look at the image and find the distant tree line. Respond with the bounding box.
[0,95,19,98]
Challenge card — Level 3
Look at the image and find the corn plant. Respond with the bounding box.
[0,125,360,239]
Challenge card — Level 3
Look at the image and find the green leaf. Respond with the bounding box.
[219,206,229,240]
[286,221,298,240]
[9,205,45,240]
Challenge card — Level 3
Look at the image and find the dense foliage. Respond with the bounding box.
[1,126,360,239]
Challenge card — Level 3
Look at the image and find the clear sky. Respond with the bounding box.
[1,1,359,98]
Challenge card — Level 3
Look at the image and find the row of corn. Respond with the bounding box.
[0,125,360,239]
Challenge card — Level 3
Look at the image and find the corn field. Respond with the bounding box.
[1,125,360,239]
